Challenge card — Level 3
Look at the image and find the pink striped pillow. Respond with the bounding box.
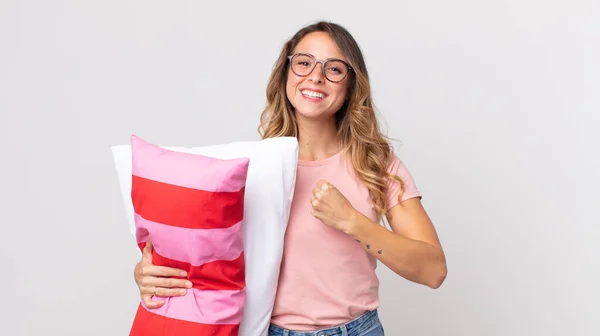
[128,135,250,336]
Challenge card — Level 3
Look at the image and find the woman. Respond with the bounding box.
[134,21,447,335]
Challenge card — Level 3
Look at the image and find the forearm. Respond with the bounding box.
[344,210,447,288]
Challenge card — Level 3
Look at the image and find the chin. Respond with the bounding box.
[294,107,333,120]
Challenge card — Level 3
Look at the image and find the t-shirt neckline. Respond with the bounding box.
[297,147,349,167]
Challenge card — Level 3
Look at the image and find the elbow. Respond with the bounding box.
[426,257,448,289]
[427,265,447,289]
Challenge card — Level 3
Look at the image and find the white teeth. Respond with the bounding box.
[301,90,325,99]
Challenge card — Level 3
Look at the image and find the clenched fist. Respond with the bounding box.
[310,180,357,232]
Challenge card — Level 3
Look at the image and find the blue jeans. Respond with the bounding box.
[268,310,384,336]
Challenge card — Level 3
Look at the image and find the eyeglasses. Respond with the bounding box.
[287,53,352,83]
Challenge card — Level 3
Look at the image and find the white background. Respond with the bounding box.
[1,0,598,335]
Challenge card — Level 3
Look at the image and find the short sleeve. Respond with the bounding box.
[386,154,421,210]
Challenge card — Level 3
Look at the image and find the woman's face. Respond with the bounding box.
[286,32,351,121]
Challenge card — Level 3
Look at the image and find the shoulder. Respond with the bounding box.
[386,152,413,180]
[385,152,421,208]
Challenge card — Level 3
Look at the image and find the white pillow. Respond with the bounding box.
[111,136,299,336]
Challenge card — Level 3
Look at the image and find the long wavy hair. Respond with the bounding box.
[258,21,404,220]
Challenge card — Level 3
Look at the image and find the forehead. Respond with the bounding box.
[293,31,346,61]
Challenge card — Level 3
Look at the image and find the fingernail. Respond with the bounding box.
[180,271,187,277]
[185,281,192,288]
[179,289,187,295]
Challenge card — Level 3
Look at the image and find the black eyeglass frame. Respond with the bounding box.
[287,53,353,83]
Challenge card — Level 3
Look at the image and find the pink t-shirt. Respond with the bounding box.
[270,149,421,331]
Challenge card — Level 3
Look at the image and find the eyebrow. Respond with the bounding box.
[293,52,349,63]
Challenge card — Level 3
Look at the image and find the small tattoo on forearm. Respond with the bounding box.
[360,242,381,254]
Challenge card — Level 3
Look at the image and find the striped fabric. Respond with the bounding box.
[128,135,250,336]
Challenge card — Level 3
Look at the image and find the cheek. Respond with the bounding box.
[285,81,294,100]
[331,84,349,105]
[285,75,300,103]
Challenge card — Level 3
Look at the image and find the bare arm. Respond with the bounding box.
[344,198,447,288]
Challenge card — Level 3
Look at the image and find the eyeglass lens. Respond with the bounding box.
[290,54,349,82]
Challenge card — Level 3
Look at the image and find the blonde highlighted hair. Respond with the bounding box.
[258,21,404,220]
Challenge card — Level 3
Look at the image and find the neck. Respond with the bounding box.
[296,114,341,161]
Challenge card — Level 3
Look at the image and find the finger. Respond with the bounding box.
[141,285,188,297]
[317,179,330,186]
[141,275,192,289]
[310,208,321,218]
[312,187,320,196]
[142,239,153,258]
[156,286,188,297]
[142,265,188,278]
[141,294,164,309]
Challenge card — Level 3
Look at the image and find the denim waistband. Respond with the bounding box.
[268,309,381,336]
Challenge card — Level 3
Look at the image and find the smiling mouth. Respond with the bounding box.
[301,89,326,99]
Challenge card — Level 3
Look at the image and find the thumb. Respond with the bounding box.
[142,239,153,259]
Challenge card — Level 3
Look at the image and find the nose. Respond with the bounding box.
[307,61,325,83]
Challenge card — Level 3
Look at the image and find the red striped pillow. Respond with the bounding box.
[128,135,250,336]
